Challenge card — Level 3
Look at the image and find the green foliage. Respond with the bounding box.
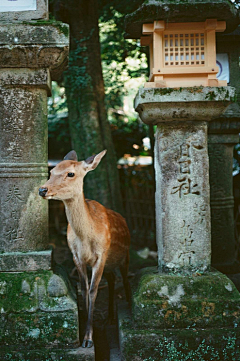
[231,0,240,7]
[99,7,148,111]
[48,2,150,160]
[48,82,71,159]
[142,336,239,361]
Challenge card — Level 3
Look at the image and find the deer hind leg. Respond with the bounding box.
[104,271,115,322]
[82,258,105,348]
[119,252,131,303]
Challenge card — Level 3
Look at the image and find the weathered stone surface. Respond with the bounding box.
[0,251,51,271]
[0,14,74,359]
[47,274,68,297]
[134,87,235,124]
[207,104,240,273]
[0,22,69,80]
[0,271,79,347]
[0,0,48,22]
[125,0,239,39]
[208,134,239,273]
[119,271,240,360]
[0,68,51,91]
[155,122,211,272]
[119,305,240,361]
[0,346,94,361]
[131,268,240,329]
[0,75,49,253]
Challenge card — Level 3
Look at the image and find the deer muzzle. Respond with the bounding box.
[39,187,48,197]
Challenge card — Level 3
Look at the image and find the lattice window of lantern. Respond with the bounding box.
[164,33,205,67]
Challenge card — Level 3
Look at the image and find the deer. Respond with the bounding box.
[39,150,131,348]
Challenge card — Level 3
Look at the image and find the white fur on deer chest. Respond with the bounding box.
[68,228,103,267]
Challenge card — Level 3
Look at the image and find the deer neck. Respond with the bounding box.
[63,190,90,240]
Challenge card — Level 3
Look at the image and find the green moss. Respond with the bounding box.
[131,268,240,329]
[121,330,240,361]
[22,20,69,37]
[0,271,78,348]
[153,87,181,96]
[0,271,50,312]
[0,311,78,347]
[119,303,240,360]
[152,86,205,97]
[0,347,93,361]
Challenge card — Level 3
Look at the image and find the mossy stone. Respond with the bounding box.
[119,303,240,361]
[0,271,78,348]
[22,20,69,38]
[131,267,240,329]
[0,346,94,361]
[125,0,238,39]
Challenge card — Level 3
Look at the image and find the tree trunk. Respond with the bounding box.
[53,0,123,213]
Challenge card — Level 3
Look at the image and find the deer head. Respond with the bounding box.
[39,150,107,200]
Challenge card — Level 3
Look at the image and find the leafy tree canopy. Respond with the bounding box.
[48,0,149,160]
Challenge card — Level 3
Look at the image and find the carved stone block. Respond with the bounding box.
[0,22,69,80]
[155,122,211,272]
[0,70,49,254]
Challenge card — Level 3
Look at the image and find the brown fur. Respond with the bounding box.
[39,150,130,348]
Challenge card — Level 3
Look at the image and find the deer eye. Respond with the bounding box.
[67,172,75,177]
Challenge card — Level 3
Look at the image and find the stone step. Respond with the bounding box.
[0,346,95,361]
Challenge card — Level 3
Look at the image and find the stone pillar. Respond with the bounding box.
[135,87,234,274]
[118,87,240,360]
[0,22,69,271]
[208,115,240,274]
[0,67,50,271]
[155,121,211,272]
[0,19,93,361]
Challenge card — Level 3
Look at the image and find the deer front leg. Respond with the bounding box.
[73,257,89,314]
[82,258,105,348]
[79,265,89,314]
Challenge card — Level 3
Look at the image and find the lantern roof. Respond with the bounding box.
[125,0,239,39]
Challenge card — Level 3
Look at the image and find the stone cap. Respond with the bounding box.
[0,21,69,80]
[0,250,52,272]
[125,0,239,39]
[134,86,235,124]
[0,0,48,22]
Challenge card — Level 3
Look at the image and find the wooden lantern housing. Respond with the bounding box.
[141,19,227,88]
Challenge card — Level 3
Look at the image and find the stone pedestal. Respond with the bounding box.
[119,87,240,360]
[0,21,93,360]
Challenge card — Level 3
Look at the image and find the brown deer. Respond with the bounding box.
[39,150,130,348]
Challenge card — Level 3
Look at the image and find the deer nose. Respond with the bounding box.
[39,187,48,197]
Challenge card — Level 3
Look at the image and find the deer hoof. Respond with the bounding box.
[82,339,93,348]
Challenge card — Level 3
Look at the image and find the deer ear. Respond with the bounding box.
[64,150,78,161]
[83,150,107,172]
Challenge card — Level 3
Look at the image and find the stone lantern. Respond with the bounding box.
[141,19,226,88]
[119,1,240,360]
[0,1,93,360]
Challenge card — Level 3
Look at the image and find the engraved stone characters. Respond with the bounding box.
[155,121,211,272]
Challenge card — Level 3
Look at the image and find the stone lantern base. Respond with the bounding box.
[119,268,240,360]
[0,270,94,361]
